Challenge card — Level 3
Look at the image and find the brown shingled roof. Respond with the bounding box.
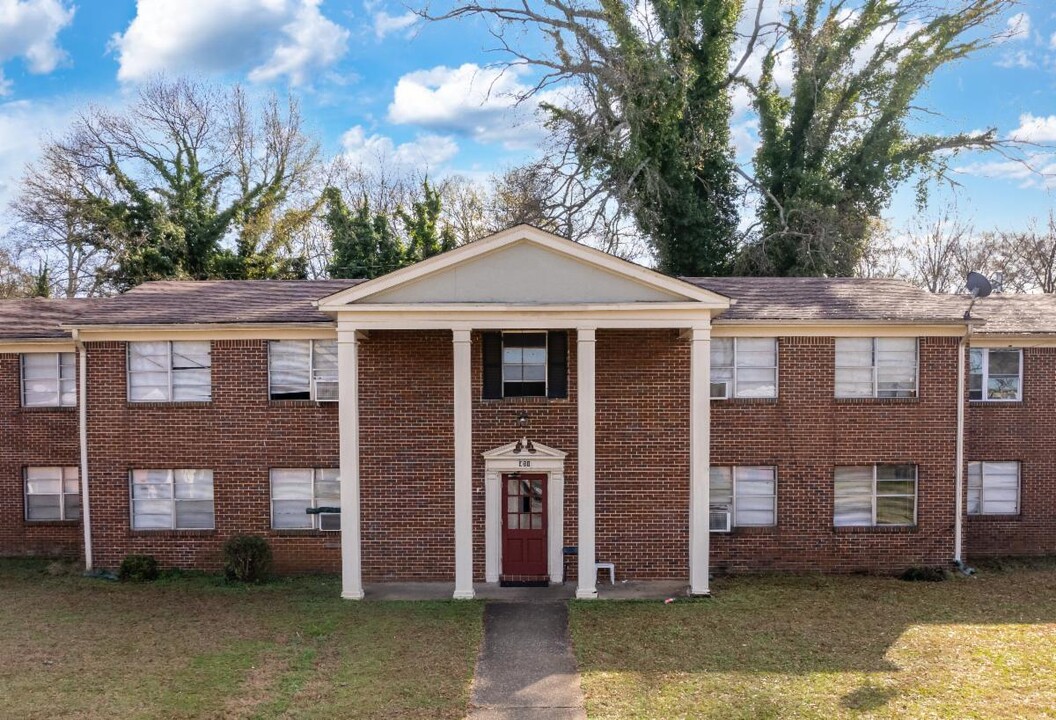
[70,279,364,326]
[0,298,97,339]
[969,294,1056,335]
[683,276,969,323]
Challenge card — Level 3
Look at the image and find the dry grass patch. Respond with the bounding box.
[570,562,1056,719]
[0,559,482,720]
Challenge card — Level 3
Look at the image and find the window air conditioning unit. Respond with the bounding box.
[314,376,339,402]
[710,504,732,533]
[710,381,730,399]
[319,512,340,531]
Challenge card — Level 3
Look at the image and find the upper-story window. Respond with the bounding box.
[835,338,917,398]
[710,338,777,399]
[21,352,76,407]
[269,340,338,401]
[969,348,1022,401]
[128,341,211,402]
[482,331,568,400]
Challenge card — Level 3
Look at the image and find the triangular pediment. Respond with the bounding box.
[318,225,729,309]
[482,439,567,461]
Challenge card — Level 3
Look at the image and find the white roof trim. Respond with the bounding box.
[316,225,730,309]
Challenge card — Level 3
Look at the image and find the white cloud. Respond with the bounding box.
[387,63,555,148]
[996,50,1037,69]
[0,0,74,94]
[1010,113,1056,143]
[1005,11,1031,42]
[957,152,1056,190]
[373,10,417,39]
[111,0,349,85]
[340,125,459,172]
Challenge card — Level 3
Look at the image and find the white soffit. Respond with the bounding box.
[317,225,730,309]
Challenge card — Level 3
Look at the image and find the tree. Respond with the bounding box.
[47,79,319,291]
[398,179,457,263]
[905,213,972,293]
[430,1,746,275]
[742,0,1013,276]
[324,188,405,279]
[996,213,1056,293]
[0,248,32,298]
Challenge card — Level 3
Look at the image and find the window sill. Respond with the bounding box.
[713,525,778,536]
[20,405,77,413]
[24,520,80,527]
[834,397,919,405]
[711,397,778,405]
[968,400,1023,406]
[268,399,337,408]
[833,524,918,534]
[271,529,338,536]
[127,402,213,409]
[967,513,1021,522]
[480,396,570,405]
[128,529,216,538]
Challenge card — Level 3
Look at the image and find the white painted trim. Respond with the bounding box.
[954,335,966,563]
[67,325,336,342]
[971,334,1056,347]
[452,329,475,600]
[78,342,92,571]
[576,328,598,599]
[689,324,711,596]
[712,321,969,337]
[0,340,78,353]
[482,440,568,584]
[317,225,730,308]
[327,308,719,331]
[338,329,364,600]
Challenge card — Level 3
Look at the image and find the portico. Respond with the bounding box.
[317,225,729,600]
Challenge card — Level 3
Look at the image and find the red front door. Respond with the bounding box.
[502,473,548,576]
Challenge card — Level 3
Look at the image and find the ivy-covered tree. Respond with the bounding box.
[398,179,457,263]
[324,188,405,279]
[742,0,1012,276]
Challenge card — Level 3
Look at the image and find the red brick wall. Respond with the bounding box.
[85,340,341,573]
[708,336,960,573]
[0,353,82,557]
[966,346,1056,558]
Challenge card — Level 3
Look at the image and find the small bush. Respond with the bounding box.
[118,554,159,582]
[899,566,948,582]
[223,535,272,583]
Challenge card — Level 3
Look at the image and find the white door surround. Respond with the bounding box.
[483,440,567,584]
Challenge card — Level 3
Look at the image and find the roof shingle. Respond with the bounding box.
[0,298,97,339]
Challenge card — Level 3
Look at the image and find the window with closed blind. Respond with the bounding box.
[834,464,917,527]
[835,338,917,398]
[128,341,211,402]
[268,340,338,401]
[709,466,777,526]
[130,469,214,530]
[968,461,1020,515]
[25,467,80,521]
[271,469,341,530]
[21,353,76,407]
[710,338,778,399]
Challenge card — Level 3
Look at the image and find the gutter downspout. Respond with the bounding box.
[75,330,92,572]
[954,323,971,568]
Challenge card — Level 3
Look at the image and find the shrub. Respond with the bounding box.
[223,535,272,583]
[118,554,159,582]
[899,566,948,582]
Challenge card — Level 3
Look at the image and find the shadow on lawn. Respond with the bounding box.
[570,563,1056,676]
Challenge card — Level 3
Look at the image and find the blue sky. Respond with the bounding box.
[0,0,1054,236]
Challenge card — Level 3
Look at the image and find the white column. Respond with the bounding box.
[689,323,712,596]
[549,471,565,584]
[338,328,364,599]
[453,329,475,600]
[576,328,598,599]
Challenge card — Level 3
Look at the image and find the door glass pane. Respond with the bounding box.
[531,514,542,529]
[507,513,518,528]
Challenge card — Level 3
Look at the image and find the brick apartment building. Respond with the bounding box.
[1,226,1054,599]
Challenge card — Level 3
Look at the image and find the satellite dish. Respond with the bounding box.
[966,272,992,299]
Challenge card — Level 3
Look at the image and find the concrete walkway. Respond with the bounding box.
[466,602,587,720]
[364,580,688,601]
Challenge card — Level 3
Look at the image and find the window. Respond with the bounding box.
[130,469,214,530]
[709,466,777,527]
[482,331,568,400]
[268,340,338,401]
[968,461,1020,515]
[969,348,1022,401]
[270,469,340,530]
[25,467,80,521]
[710,338,778,399]
[834,464,917,527]
[128,341,211,402]
[21,353,76,407]
[835,338,917,398]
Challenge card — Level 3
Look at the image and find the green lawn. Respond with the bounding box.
[0,560,482,720]
[570,561,1056,719]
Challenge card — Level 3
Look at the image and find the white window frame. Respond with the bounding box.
[267,340,338,402]
[501,331,548,398]
[269,468,341,531]
[709,466,778,528]
[969,348,1023,402]
[835,338,918,399]
[127,341,212,403]
[24,466,80,521]
[20,352,76,408]
[710,338,779,399]
[967,461,1021,515]
[834,464,918,527]
[129,469,215,530]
